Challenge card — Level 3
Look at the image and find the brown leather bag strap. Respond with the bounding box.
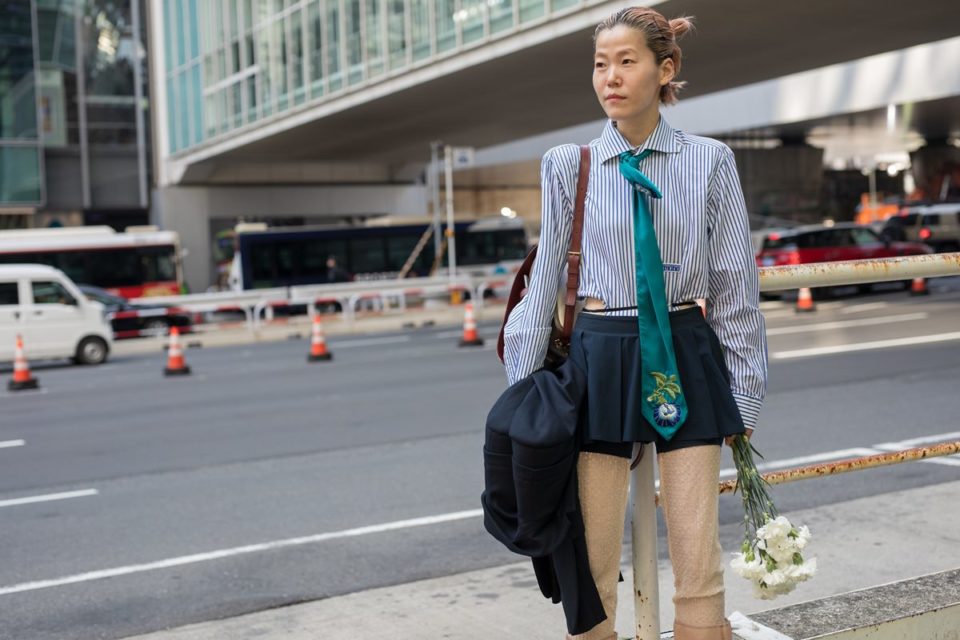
[495,145,590,363]
[561,145,590,340]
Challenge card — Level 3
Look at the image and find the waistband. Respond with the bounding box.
[574,305,705,335]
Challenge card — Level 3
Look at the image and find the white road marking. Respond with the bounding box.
[874,431,960,448]
[760,310,800,320]
[839,302,889,314]
[0,440,25,449]
[765,313,927,336]
[759,301,786,310]
[0,508,483,596]
[772,332,960,359]
[435,330,467,339]
[331,336,411,349]
[729,611,795,640]
[0,489,98,509]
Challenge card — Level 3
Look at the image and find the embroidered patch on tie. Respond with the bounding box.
[663,263,681,272]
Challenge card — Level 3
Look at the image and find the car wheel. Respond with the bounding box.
[75,337,109,365]
[142,318,169,335]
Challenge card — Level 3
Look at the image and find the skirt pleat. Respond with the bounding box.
[569,307,745,452]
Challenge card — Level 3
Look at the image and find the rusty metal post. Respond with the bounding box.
[759,252,960,291]
[718,441,960,495]
[631,447,660,639]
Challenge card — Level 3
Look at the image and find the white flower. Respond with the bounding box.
[759,515,793,541]
[730,515,817,601]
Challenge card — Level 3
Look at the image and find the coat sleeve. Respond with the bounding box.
[705,145,769,431]
[503,146,576,385]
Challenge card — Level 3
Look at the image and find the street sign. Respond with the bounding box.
[450,146,474,168]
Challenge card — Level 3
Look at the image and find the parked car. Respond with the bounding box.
[78,284,193,339]
[0,264,113,365]
[880,203,960,253]
[755,222,933,296]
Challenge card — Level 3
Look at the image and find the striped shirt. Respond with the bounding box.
[503,116,768,430]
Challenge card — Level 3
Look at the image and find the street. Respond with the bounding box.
[2,280,959,640]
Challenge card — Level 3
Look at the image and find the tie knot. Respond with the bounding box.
[618,150,662,199]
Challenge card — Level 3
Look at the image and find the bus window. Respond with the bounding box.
[58,252,89,284]
[350,237,388,273]
[88,249,142,287]
[301,239,329,278]
[459,232,496,266]
[386,235,420,271]
[250,242,277,285]
[496,230,528,260]
[275,241,299,281]
[138,246,177,282]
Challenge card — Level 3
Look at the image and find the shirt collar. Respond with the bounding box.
[596,115,681,163]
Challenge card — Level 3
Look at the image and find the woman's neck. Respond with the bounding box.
[615,108,661,149]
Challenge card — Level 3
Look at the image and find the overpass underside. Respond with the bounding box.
[159,0,960,183]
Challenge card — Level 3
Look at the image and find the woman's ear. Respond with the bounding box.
[658,58,676,87]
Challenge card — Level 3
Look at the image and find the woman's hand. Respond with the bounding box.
[725,428,753,447]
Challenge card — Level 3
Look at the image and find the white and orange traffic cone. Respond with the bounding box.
[459,302,484,347]
[909,277,929,296]
[163,327,191,376]
[8,335,39,391]
[307,314,333,362]
[795,287,816,313]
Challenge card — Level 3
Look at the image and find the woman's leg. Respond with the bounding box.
[657,445,731,639]
[566,451,630,640]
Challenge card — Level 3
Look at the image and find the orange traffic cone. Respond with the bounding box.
[163,327,191,376]
[795,287,816,313]
[459,302,484,347]
[8,335,39,391]
[909,277,929,296]
[307,314,333,362]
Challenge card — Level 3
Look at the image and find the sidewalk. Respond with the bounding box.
[122,478,960,639]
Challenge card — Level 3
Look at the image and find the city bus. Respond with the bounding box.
[224,216,529,290]
[0,226,184,298]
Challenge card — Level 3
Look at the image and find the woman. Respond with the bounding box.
[502,7,768,640]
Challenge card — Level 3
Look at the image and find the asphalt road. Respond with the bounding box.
[1,279,959,640]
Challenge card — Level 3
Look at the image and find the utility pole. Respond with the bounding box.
[430,141,443,268]
[444,145,457,284]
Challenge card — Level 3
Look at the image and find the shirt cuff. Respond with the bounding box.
[732,393,762,431]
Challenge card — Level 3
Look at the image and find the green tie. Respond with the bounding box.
[618,149,687,440]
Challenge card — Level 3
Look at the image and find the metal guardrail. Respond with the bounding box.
[759,252,960,290]
[128,254,959,336]
[632,252,960,640]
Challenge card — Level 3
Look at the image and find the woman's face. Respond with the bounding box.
[593,25,674,123]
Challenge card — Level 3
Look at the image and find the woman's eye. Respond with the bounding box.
[622,59,634,65]
[594,62,606,69]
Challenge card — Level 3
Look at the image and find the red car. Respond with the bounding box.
[755,223,932,295]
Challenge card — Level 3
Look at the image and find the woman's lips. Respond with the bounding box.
[605,95,626,102]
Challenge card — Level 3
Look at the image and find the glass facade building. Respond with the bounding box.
[162,0,585,155]
[0,0,150,229]
[0,0,43,206]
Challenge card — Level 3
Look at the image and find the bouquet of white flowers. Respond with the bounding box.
[729,435,817,599]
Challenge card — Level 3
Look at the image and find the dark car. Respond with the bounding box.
[755,222,932,296]
[78,284,193,339]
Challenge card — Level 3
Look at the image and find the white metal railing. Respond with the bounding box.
[631,252,960,639]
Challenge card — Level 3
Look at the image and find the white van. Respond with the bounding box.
[0,264,113,365]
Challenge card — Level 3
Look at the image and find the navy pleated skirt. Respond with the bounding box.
[569,307,745,453]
